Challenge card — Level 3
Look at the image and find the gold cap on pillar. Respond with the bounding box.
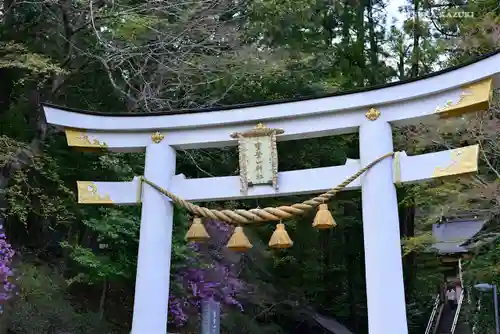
[312,203,337,229]
[226,226,253,252]
[185,217,210,242]
[268,223,293,249]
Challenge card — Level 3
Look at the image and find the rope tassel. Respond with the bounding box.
[185,217,210,242]
[312,204,336,229]
[226,226,252,252]
[269,223,293,249]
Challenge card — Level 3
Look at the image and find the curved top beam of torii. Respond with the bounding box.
[43,50,499,150]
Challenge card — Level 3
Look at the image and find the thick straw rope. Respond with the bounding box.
[138,152,394,225]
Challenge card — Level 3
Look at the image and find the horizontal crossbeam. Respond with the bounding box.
[75,145,478,205]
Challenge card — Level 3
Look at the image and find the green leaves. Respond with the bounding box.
[60,207,140,285]
[106,14,164,42]
[0,42,66,76]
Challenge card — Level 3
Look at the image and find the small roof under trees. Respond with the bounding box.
[431,216,488,254]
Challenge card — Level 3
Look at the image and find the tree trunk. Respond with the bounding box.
[355,0,366,86]
[367,0,379,85]
[410,0,421,78]
[339,0,352,85]
[399,53,406,80]
[99,278,108,321]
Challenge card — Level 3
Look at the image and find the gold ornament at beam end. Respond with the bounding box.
[365,108,381,121]
[268,223,293,249]
[312,203,337,229]
[226,226,253,252]
[65,128,108,152]
[151,131,165,144]
[77,181,113,204]
[431,144,479,179]
[435,78,493,118]
[185,217,210,242]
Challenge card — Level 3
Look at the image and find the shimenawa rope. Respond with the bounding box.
[137,152,394,225]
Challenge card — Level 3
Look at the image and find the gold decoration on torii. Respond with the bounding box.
[432,145,479,178]
[151,131,165,143]
[77,181,113,204]
[65,128,108,152]
[365,108,381,121]
[434,78,492,118]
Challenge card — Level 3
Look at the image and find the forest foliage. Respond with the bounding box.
[1,0,500,333]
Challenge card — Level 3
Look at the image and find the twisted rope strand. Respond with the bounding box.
[140,152,394,224]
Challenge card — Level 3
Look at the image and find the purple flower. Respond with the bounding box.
[168,220,247,327]
[0,225,16,310]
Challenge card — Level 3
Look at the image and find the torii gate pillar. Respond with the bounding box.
[132,142,176,333]
[360,120,407,333]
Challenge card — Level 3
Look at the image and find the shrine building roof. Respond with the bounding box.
[431,218,488,254]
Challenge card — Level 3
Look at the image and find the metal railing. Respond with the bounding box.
[425,294,442,334]
[451,290,465,334]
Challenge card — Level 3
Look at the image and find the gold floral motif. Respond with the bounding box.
[432,145,479,178]
[365,108,381,121]
[77,181,113,204]
[65,128,108,149]
[434,78,492,118]
[151,131,165,143]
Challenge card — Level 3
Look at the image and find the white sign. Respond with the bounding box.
[231,123,282,194]
[243,136,273,186]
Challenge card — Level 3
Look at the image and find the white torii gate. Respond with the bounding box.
[42,51,500,334]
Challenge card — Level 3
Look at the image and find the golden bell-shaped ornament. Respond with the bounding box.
[226,226,253,252]
[185,217,210,242]
[312,203,337,229]
[268,223,293,249]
